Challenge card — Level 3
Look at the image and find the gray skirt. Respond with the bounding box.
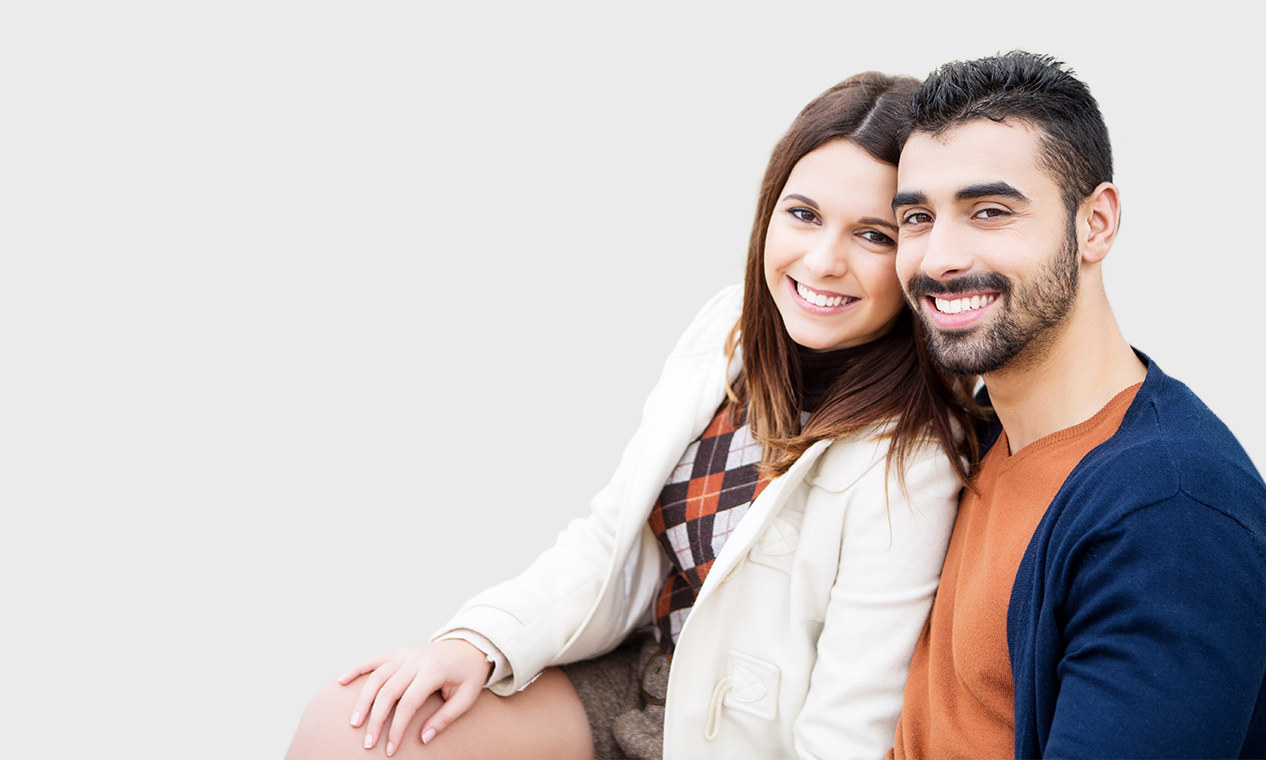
[559,628,669,760]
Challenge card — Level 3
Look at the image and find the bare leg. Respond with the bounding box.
[285,667,593,760]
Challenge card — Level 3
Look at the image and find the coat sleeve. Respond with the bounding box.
[794,439,960,759]
[430,285,743,695]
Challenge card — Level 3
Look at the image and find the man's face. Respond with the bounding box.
[893,119,1080,376]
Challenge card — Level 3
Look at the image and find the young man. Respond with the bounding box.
[889,51,1266,758]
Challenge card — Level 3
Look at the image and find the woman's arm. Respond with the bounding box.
[430,284,743,692]
[340,285,744,749]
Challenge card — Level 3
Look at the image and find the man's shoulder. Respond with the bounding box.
[1064,361,1266,530]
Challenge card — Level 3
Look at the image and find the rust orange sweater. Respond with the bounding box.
[891,384,1140,758]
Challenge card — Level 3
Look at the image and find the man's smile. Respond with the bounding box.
[932,294,998,315]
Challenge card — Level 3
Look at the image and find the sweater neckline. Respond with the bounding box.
[997,381,1143,462]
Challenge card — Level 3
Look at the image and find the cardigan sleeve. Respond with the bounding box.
[794,439,960,759]
[1034,495,1266,758]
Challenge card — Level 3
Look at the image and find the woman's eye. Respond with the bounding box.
[790,207,820,224]
[861,230,895,245]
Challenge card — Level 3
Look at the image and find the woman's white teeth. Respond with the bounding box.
[797,282,849,308]
[934,294,996,314]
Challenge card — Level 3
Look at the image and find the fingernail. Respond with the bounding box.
[422,728,436,744]
[350,711,360,727]
[364,732,374,749]
[386,741,394,757]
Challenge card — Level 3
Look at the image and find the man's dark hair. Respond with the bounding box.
[901,51,1113,215]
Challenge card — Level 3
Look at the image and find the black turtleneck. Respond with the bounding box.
[796,342,866,414]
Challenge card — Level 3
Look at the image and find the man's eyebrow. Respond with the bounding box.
[956,182,1030,203]
[781,193,819,209]
[891,183,1032,211]
[892,191,926,210]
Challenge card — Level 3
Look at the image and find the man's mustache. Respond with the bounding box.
[905,272,1011,299]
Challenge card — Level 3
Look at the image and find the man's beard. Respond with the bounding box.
[905,232,1080,376]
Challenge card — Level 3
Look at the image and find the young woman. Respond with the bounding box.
[286,71,978,760]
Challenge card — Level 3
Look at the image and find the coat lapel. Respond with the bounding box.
[694,439,832,606]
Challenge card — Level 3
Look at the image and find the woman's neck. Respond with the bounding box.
[796,342,865,413]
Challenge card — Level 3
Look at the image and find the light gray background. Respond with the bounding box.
[3,2,1261,757]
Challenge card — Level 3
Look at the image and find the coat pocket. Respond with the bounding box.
[704,650,781,740]
[746,507,804,574]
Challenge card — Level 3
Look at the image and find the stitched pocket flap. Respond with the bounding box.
[748,510,803,573]
[724,650,779,720]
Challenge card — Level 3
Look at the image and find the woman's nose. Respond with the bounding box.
[802,232,850,280]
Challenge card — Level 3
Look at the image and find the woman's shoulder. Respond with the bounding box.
[810,424,955,494]
[666,283,744,358]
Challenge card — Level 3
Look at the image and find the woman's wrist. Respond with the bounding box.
[435,630,507,685]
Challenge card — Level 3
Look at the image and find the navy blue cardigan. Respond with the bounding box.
[987,355,1266,758]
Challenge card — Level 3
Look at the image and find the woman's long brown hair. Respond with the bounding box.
[728,72,980,486]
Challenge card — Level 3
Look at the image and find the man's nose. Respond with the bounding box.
[918,220,974,281]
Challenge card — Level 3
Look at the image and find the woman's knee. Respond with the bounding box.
[285,668,591,759]
[286,680,350,758]
[285,677,417,759]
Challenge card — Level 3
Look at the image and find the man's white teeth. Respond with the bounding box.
[934,294,997,314]
[797,282,848,308]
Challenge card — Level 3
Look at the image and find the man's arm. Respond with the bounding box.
[1040,495,1266,757]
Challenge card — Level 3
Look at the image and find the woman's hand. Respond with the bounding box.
[338,639,492,755]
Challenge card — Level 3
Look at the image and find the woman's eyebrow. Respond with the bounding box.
[860,217,898,233]
[781,193,819,209]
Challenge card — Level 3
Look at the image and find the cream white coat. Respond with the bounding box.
[432,285,959,759]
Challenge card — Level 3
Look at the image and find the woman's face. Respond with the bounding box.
[764,139,906,351]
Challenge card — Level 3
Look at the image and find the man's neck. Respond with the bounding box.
[982,299,1147,454]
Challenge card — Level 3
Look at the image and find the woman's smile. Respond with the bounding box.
[790,276,859,311]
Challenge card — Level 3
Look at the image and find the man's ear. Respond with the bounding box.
[1080,182,1120,264]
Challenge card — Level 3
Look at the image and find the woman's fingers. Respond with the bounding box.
[417,678,482,747]
[360,659,416,749]
[337,641,491,754]
[348,653,404,730]
[383,671,452,754]
[337,651,394,686]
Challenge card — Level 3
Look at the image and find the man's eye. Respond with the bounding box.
[975,207,1009,219]
[790,208,820,224]
[901,211,931,225]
